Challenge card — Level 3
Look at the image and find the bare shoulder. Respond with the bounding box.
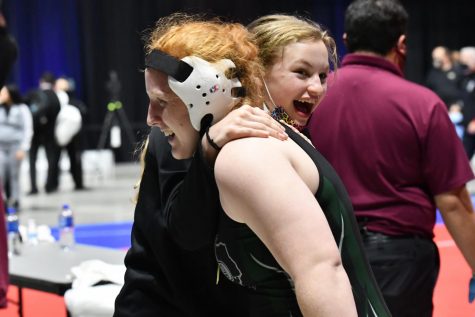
[215,135,318,193]
[214,137,288,179]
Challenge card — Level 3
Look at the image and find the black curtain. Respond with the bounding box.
[4,0,475,161]
[401,0,475,84]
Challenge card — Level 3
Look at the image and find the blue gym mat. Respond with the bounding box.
[51,221,132,249]
[50,196,474,250]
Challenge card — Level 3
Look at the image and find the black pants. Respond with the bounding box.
[362,232,440,317]
[29,127,61,192]
[463,132,475,160]
[65,133,84,189]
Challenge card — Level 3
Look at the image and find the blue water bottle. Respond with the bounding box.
[6,207,21,256]
[58,204,75,250]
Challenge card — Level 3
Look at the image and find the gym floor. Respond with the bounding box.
[6,149,475,316]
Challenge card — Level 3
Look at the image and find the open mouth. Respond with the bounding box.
[293,99,315,116]
[161,129,175,138]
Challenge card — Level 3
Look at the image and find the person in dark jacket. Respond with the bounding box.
[25,72,61,194]
[54,77,87,190]
[460,47,475,160]
[425,46,464,110]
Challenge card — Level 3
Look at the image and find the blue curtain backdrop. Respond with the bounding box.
[3,0,82,96]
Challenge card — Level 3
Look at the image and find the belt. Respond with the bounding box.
[357,217,423,242]
[360,229,421,243]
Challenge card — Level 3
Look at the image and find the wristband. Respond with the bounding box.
[205,127,221,151]
[469,274,475,303]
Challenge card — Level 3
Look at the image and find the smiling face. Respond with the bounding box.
[145,68,199,159]
[264,40,329,126]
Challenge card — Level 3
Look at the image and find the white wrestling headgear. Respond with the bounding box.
[145,50,245,131]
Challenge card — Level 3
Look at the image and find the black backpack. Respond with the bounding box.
[26,89,61,129]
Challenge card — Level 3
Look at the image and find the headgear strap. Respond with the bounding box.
[145,50,193,83]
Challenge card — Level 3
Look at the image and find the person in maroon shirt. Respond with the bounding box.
[308,0,475,316]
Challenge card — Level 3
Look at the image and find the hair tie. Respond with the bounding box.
[205,127,222,151]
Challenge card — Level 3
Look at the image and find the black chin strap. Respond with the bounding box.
[199,114,213,137]
[145,50,193,83]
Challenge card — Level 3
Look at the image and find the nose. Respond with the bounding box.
[146,104,164,127]
[307,76,325,98]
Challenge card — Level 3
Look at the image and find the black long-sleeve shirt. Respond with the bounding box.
[114,127,250,316]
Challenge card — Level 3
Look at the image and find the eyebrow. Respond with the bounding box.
[294,60,330,72]
[146,90,166,101]
[298,60,315,68]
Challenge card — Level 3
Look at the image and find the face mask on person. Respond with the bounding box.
[396,49,407,73]
[459,63,469,73]
[432,59,443,69]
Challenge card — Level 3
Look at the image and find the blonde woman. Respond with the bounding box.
[212,15,389,316]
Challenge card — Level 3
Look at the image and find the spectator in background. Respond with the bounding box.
[308,0,475,316]
[459,47,475,160]
[426,46,463,110]
[0,84,33,210]
[451,49,462,69]
[0,9,16,308]
[425,46,464,137]
[55,77,87,190]
[25,72,61,194]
